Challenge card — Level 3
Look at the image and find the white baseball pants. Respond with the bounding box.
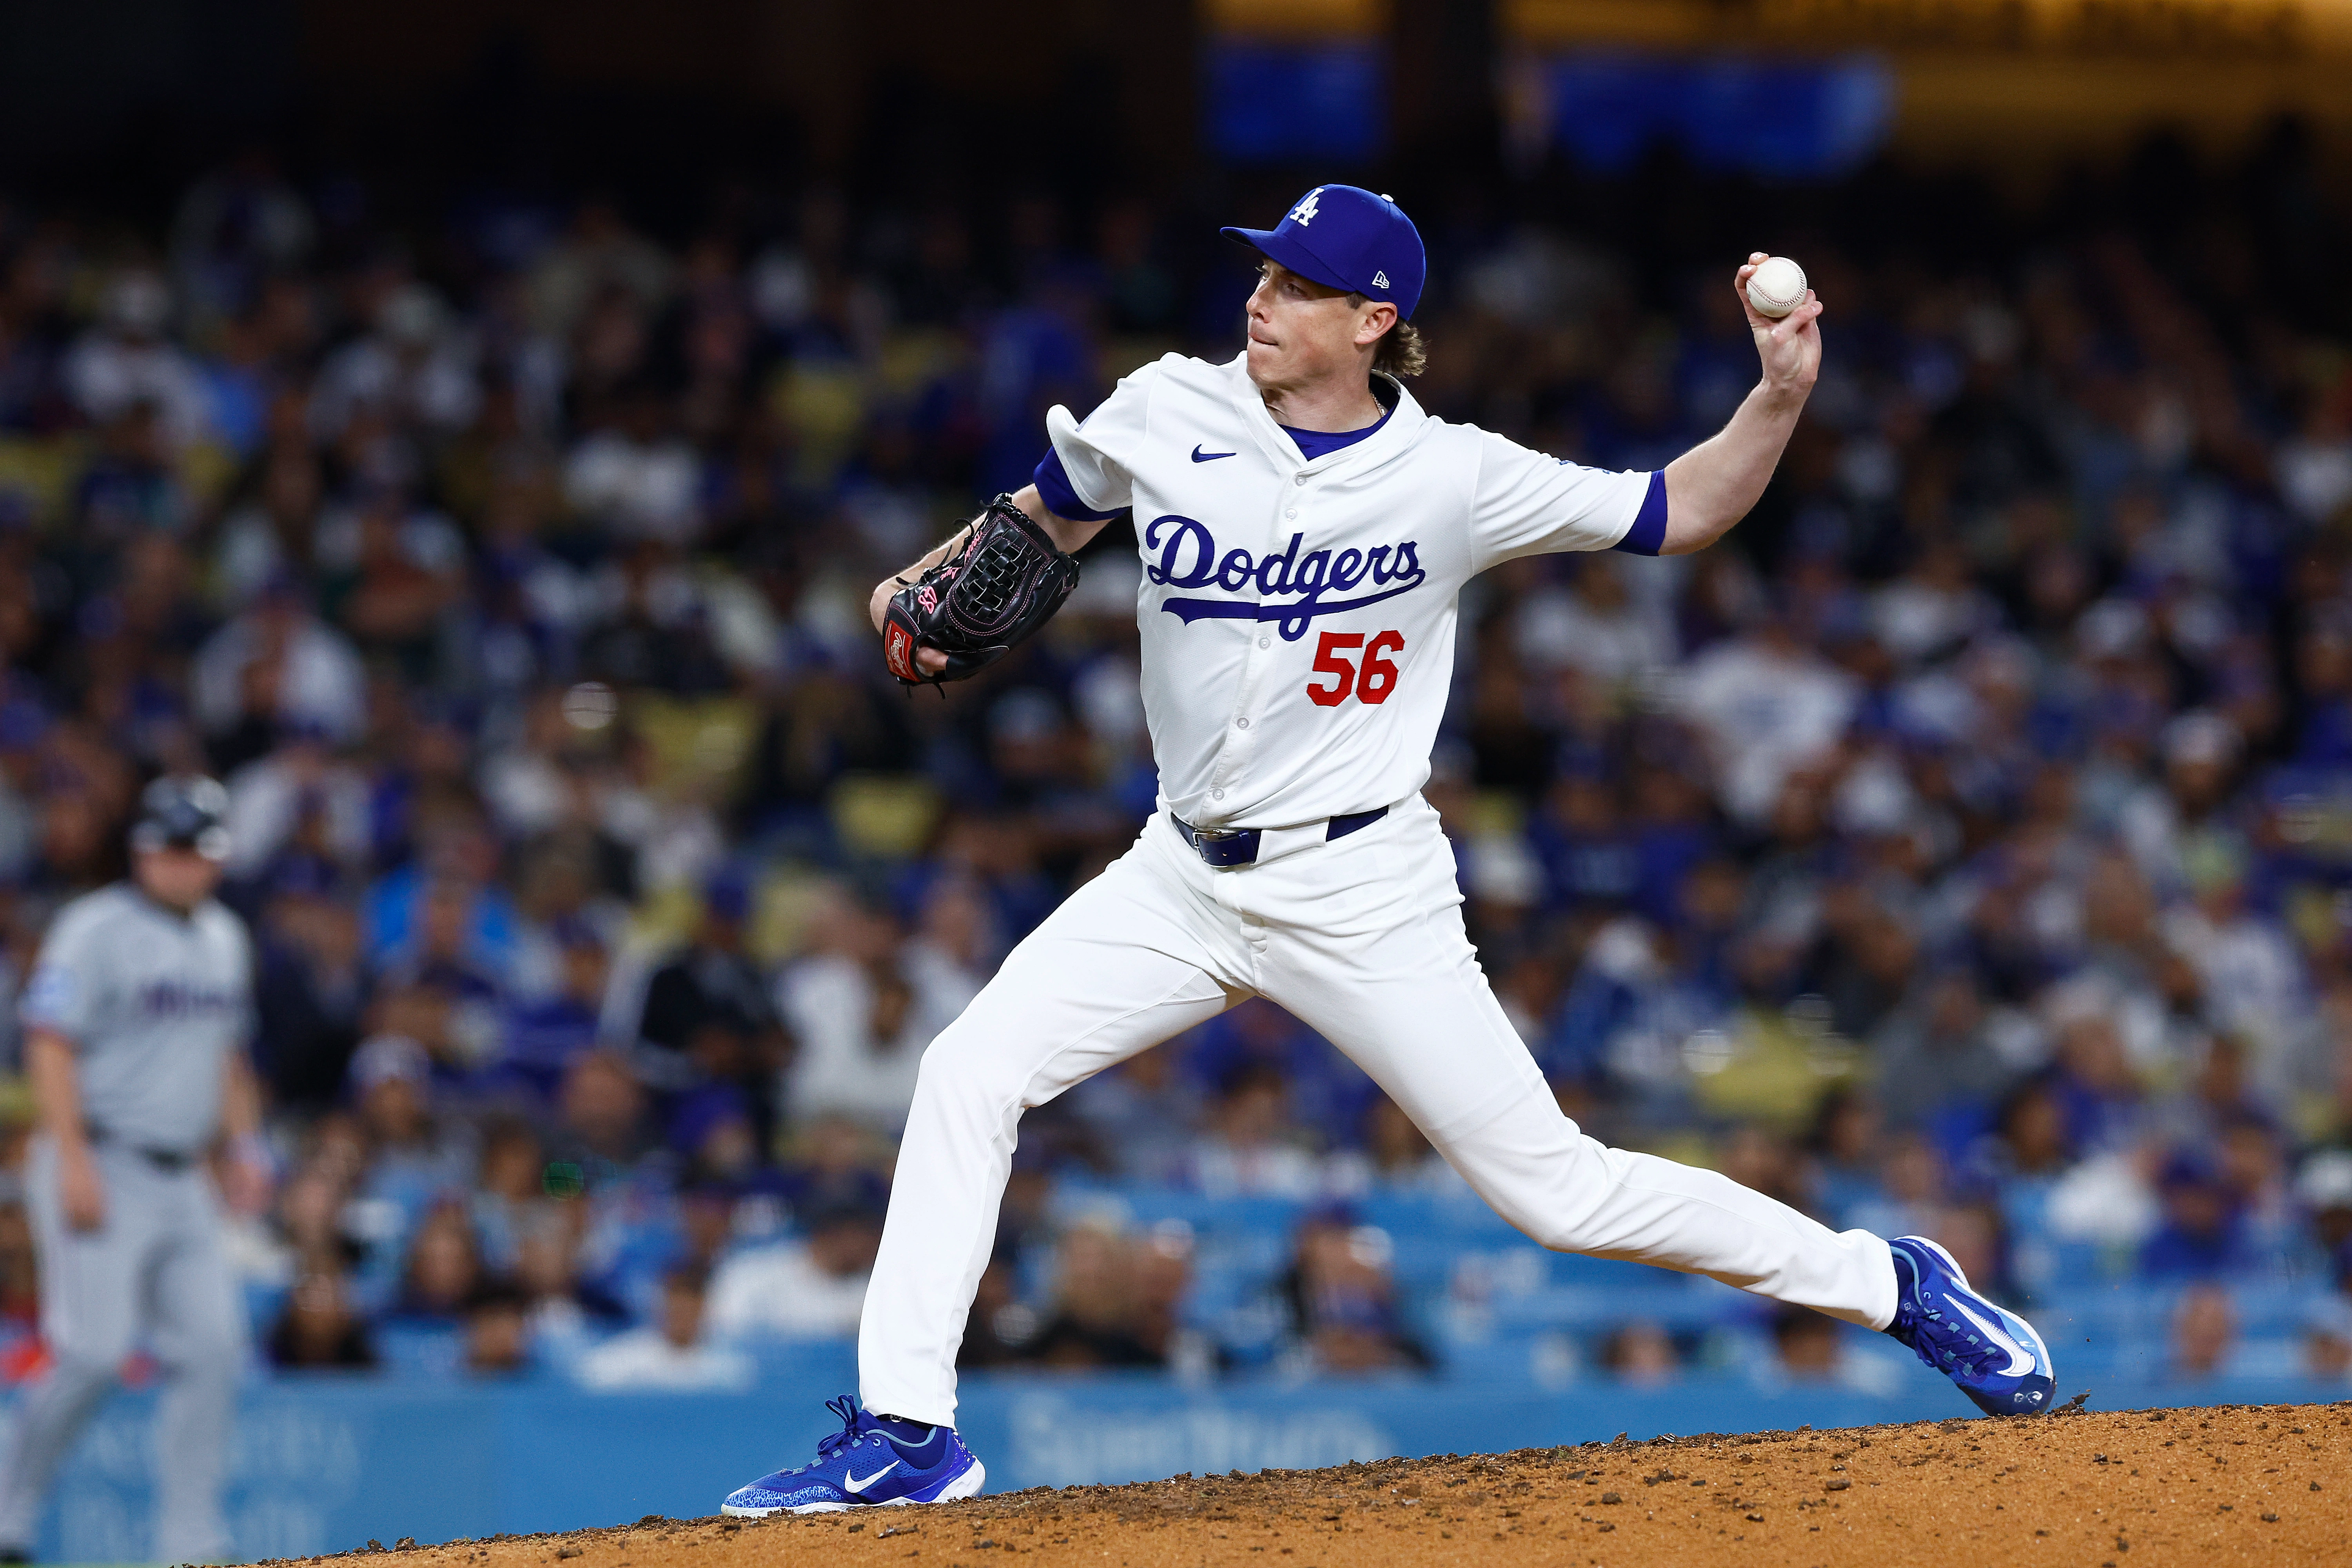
[859,795,1896,1426]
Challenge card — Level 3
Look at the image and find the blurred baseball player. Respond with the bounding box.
[722,185,2053,1516]
[0,777,268,1563]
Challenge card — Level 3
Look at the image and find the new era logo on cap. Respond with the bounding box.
[1222,185,1427,321]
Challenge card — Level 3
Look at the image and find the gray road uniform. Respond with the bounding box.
[0,884,255,1563]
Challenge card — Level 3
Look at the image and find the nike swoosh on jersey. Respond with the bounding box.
[1191,445,1236,462]
[843,1461,901,1493]
[1950,1299,2038,1377]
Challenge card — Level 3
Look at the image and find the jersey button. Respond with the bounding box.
[1258,637,1270,648]
[1285,509,1298,519]
[1212,789,1226,800]
[1294,474,1308,486]
[1236,717,1249,729]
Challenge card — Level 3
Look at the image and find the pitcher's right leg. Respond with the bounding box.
[1429,1087,1898,1327]
[1250,800,1898,1331]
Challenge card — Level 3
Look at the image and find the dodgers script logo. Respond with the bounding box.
[1143,515,1427,640]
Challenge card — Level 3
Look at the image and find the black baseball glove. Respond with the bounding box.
[882,494,1082,687]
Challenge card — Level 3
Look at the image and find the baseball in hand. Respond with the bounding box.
[1745,255,1807,319]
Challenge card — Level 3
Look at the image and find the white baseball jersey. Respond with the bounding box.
[1046,351,1652,829]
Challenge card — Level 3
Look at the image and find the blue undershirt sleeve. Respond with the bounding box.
[1610,471,1669,556]
[1033,446,1125,523]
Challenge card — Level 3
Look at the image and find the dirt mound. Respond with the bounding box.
[291,1401,2348,1568]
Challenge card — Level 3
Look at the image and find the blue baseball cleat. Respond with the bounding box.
[721,1395,985,1515]
[1884,1235,2056,1417]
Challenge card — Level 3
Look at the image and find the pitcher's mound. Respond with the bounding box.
[288,1401,2348,1568]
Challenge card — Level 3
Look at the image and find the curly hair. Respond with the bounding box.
[1348,296,1427,377]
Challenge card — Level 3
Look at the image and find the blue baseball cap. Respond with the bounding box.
[1222,184,1426,321]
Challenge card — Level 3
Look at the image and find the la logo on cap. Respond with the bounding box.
[1287,189,1323,226]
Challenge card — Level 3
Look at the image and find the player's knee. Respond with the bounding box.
[1497,1171,1627,1254]
[1517,1212,1586,1253]
[912,1020,1029,1105]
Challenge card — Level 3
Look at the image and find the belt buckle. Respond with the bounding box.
[1174,815,1256,868]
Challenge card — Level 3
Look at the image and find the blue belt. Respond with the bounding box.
[1170,805,1388,868]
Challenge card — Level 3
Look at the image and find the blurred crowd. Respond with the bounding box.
[3,142,2352,1392]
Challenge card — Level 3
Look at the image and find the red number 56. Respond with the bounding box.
[1306,630,1405,706]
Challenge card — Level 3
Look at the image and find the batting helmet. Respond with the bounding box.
[131,775,232,862]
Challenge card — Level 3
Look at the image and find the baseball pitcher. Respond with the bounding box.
[720,186,2055,1516]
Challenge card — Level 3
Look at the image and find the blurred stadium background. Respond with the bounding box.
[5,0,2352,1556]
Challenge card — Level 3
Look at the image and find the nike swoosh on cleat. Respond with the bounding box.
[1191,446,1236,462]
[844,1461,901,1494]
[1950,1299,2037,1377]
